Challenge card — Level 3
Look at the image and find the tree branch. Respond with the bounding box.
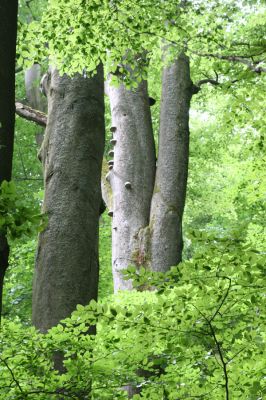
[210,277,231,322]
[15,66,23,74]
[192,51,266,73]
[192,304,230,400]
[196,78,219,87]
[192,74,220,94]
[15,102,47,127]
[0,357,25,395]
[208,322,229,400]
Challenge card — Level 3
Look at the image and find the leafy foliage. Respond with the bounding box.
[0,181,44,241]
[18,0,265,84]
[98,213,113,299]
[0,236,265,399]
[2,240,37,322]
[2,1,264,399]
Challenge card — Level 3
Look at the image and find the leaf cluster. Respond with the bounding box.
[0,181,45,241]
[1,234,265,399]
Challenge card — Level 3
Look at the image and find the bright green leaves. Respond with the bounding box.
[17,0,265,91]
[2,240,37,322]
[1,237,265,399]
[0,180,44,241]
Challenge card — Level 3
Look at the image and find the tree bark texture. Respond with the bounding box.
[150,53,193,271]
[15,102,47,127]
[0,0,18,322]
[108,53,193,291]
[32,66,105,331]
[107,80,156,291]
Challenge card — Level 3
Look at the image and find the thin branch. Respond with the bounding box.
[197,78,219,86]
[25,0,35,21]
[14,177,42,181]
[192,51,266,73]
[0,357,25,396]
[208,322,229,400]
[193,74,241,94]
[194,78,220,92]
[227,347,245,364]
[210,277,232,322]
[193,303,230,400]
[17,144,28,179]
[15,66,23,74]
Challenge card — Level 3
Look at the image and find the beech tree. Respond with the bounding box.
[0,1,18,321]
[107,52,194,290]
[32,67,105,332]
[18,0,265,298]
[0,2,264,398]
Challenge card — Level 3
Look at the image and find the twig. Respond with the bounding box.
[0,357,25,396]
[210,277,231,322]
[208,322,229,400]
[192,299,231,400]
[227,348,245,364]
[191,51,266,73]
[15,66,23,74]
[17,144,28,180]
[14,178,42,181]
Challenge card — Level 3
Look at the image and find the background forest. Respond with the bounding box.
[0,0,265,399]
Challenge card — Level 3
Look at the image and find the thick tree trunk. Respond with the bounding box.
[150,53,193,271]
[0,0,18,322]
[107,80,156,291]
[32,65,105,332]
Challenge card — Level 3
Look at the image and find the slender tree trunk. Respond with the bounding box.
[0,237,9,322]
[24,63,47,147]
[0,0,18,322]
[150,52,193,271]
[32,65,105,332]
[107,80,156,291]
[25,63,46,112]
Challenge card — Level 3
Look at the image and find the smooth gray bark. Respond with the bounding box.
[108,53,193,291]
[24,64,47,147]
[32,66,105,332]
[150,53,193,271]
[107,80,156,291]
[25,64,46,112]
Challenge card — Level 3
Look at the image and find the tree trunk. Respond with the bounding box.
[107,80,156,291]
[108,53,193,292]
[24,63,47,147]
[25,63,46,112]
[150,53,193,271]
[107,55,193,398]
[0,0,18,322]
[32,65,105,332]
